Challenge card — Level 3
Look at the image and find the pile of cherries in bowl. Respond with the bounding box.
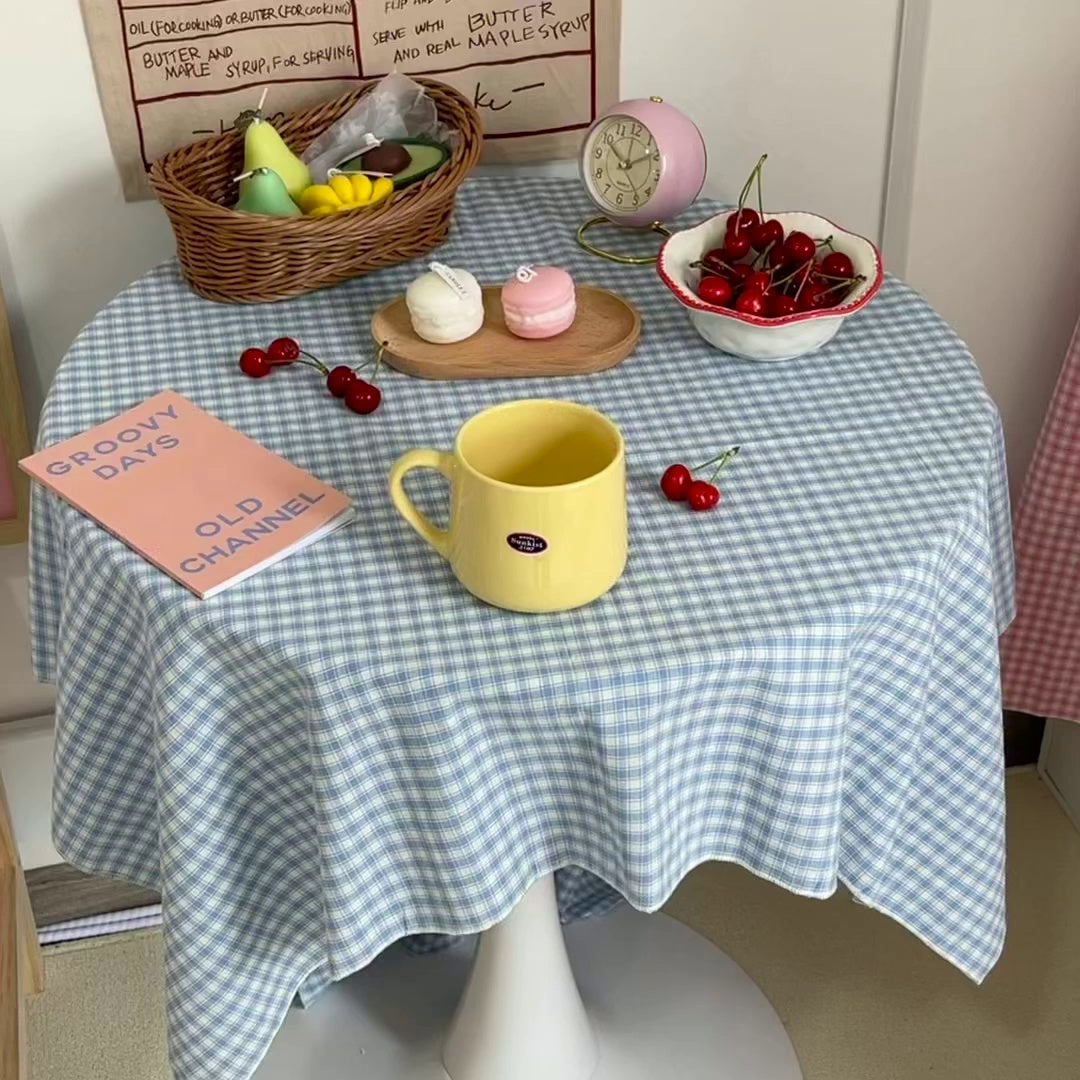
[692,156,866,320]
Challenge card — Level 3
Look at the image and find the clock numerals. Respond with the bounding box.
[587,117,659,213]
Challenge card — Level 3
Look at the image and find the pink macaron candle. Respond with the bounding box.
[501,265,576,339]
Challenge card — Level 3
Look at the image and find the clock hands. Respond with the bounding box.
[609,134,654,171]
[609,139,631,168]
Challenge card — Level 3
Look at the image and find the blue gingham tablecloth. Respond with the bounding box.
[30,177,1014,1080]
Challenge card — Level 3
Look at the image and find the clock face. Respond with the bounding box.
[584,115,661,215]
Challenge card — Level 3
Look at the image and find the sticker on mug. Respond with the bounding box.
[507,532,548,555]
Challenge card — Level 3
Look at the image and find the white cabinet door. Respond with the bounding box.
[1042,720,1080,830]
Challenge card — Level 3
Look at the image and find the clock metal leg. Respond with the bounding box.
[575,216,671,264]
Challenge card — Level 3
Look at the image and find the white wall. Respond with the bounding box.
[0,542,57,867]
[0,545,54,723]
[0,3,175,430]
[0,718,61,869]
[898,0,1080,494]
[621,2,902,244]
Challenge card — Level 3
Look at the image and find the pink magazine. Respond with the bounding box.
[20,390,353,598]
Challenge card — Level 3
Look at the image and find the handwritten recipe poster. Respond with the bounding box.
[79,0,620,198]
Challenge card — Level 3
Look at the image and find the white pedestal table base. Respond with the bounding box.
[255,875,802,1079]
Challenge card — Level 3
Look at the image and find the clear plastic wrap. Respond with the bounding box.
[302,73,455,183]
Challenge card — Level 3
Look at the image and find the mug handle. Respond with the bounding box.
[388,449,455,559]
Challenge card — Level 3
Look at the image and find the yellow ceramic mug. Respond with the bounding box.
[389,399,627,613]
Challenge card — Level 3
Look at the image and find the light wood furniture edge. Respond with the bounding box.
[1,772,44,1080]
[0,284,32,546]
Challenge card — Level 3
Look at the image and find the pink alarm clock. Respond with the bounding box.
[580,97,707,228]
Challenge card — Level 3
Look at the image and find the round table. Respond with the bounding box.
[29,177,1014,1080]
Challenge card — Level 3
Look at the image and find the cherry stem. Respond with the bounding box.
[817,272,858,283]
[705,445,740,483]
[692,447,732,471]
[755,155,767,219]
[299,350,329,376]
[816,235,834,250]
[736,180,750,215]
[370,340,387,384]
[753,239,776,270]
[736,154,768,220]
[772,262,804,289]
[737,170,754,214]
[279,356,326,374]
[819,275,865,298]
[794,261,813,301]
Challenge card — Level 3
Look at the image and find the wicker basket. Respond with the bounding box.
[149,79,483,304]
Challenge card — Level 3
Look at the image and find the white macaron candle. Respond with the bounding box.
[405,263,485,345]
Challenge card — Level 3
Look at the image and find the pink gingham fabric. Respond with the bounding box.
[1001,315,1080,722]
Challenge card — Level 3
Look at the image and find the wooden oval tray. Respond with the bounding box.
[371,285,641,379]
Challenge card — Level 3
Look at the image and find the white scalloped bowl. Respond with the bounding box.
[657,210,884,361]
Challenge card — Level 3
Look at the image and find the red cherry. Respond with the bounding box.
[687,480,720,512]
[701,248,732,277]
[327,365,357,398]
[734,289,767,316]
[744,270,772,294]
[725,208,760,235]
[821,251,855,279]
[697,276,734,306]
[783,231,816,263]
[239,348,271,378]
[797,281,831,311]
[722,231,751,261]
[767,246,788,271]
[766,293,798,318]
[267,337,301,364]
[661,464,692,501]
[729,264,754,287]
[750,219,784,252]
[345,379,381,414]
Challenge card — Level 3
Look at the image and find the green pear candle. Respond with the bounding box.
[233,168,301,216]
[239,90,311,201]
